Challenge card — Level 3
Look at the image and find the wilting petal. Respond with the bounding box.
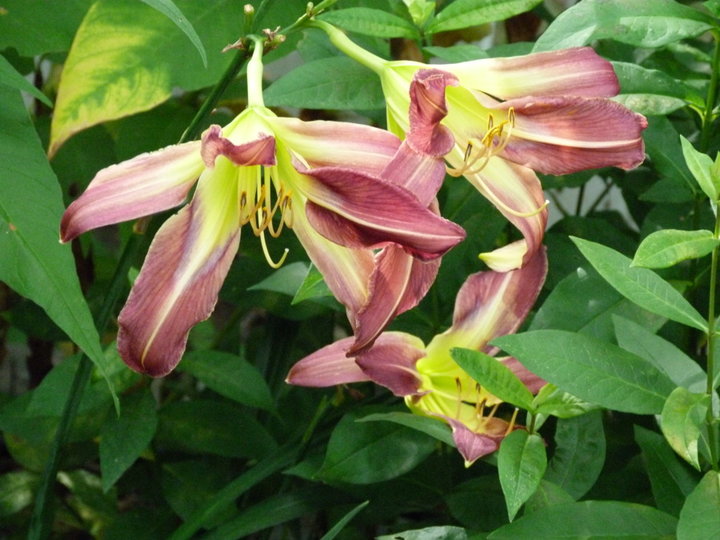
[406,69,457,157]
[492,96,648,174]
[447,247,547,352]
[273,117,400,175]
[353,332,426,395]
[286,336,370,387]
[444,417,506,466]
[444,47,620,100]
[117,158,241,376]
[351,246,439,354]
[60,141,203,241]
[201,125,276,167]
[302,165,465,260]
[499,356,547,394]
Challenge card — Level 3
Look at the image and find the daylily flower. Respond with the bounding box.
[287,247,548,465]
[311,20,647,270]
[60,42,464,377]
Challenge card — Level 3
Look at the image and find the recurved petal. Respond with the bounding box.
[350,246,439,354]
[406,69,457,157]
[354,331,426,396]
[273,117,400,176]
[380,138,447,205]
[438,416,507,466]
[286,336,369,387]
[448,247,547,352]
[201,125,276,167]
[60,141,203,241]
[496,96,648,174]
[302,166,465,261]
[445,47,620,99]
[117,160,241,377]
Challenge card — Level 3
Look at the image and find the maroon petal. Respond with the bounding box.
[354,332,426,396]
[500,356,547,394]
[406,69,457,157]
[286,336,369,387]
[201,125,276,167]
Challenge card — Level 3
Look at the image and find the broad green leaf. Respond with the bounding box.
[264,56,385,110]
[57,469,118,526]
[49,0,247,155]
[707,0,720,17]
[357,411,455,447]
[571,236,708,332]
[613,316,706,392]
[446,477,508,531]
[660,387,709,470]
[532,384,599,419]
[156,400,276,459]
[681,135,719,201]
[612,61,690,115]
[633,229,719,269]
[0,55,52,107]
[534,0,714,52]
[524,480,574,515]
[248,261,309,296]
[177,350,274,411]
[320,500,369,540]
[0,471,39,518]
[100,390,158,492]
[634,425,698,516]
[494,330,676,415]
[677,470,720,539]
[0,0,92,55]
[318,412,435,484]
[0,86,112,392]
[424,44,489,62]
[530,266,666,342]
[427,0,542,34]
[544,411,605,500]
[487,501,677,538]
[498,431,547,521]
[402,0,435,27]
[292,263,339,307]
[643,116,697,198]
[139,0,207,67]
[378,526,467,540]
[319,8,420,39]
[452,348,534,410]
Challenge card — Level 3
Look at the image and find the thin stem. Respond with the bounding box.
[585,179,614,216]
[575,183,586,216]
[706,211,720,470]
[699,32,720,153]
[246,36,266,107]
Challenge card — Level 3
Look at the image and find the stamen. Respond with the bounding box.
[504,408,520,436]
[260,229,289,268]
[455,377,463,420]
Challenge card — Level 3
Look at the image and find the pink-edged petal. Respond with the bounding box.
[495,96,648,174]
[354,331,426,396]
[464,157,547,270]
[286,336,370,387]
[448,247,547,351]
[301,166,465,261]
[60,141,203,241]
[201,125,276,167]
[273,116,400,175]
[351,245,439,354]
[406,69,457,157]
[445,47,620,99]
[499,356,547,394]
[292,207,375,322]
[437,415,507,465]
[117,160,241,377]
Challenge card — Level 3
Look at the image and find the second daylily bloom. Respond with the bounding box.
[287,248,548,465]
[60,41,464,376]
[312,20,647,270]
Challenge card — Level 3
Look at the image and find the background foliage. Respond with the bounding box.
[2,0,720,538]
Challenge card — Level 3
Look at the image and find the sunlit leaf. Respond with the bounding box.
[677,470,720,539]
[319,8,420,39]
[660,387,709,470]
[427,0,542,34]
[498,431,546,521]
[139,0,207,66]
[681,135,719,202]
[633,229,719,269]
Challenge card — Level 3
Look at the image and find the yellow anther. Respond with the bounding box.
[504,408,520,436]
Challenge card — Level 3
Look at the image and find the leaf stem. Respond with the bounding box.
[706,209,720,470]
[700,32,720,153]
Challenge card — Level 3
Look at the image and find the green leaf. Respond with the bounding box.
[644,116,698,198]
[0,86,112,392]
[264,56,384,110]
[357,411,455,448]
[633,229,719,269]
[49,0,247,155]
[532,384,599,419]
[524,480,575,515]
[427,0,542,34]
[318,412,436,484]
[402,0,435,28]
[571,236,708,332]
[681,135,719,201]
[177,350,274,411]
[292,263,338,306]
[248,261,309,296]
[544,411,605,500]
[451,348,534,410]
[319,8,420,39]
[320,500,369,540]
[534,0,714,52]
[634,425,698,516]
[677,471,720,540]
[494,330,676,415]
[612,61,690,115]
[498,431,547,521]
[378,526,467,540]
[100,390,158,492]
[424,44,489,62]
[0,0,92,55]
[613,316,706,392]
[660,387,709,470]
[0,55,52,107]
[138,0,207,67]
[487,500,677,538]
[0,471,39,518]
